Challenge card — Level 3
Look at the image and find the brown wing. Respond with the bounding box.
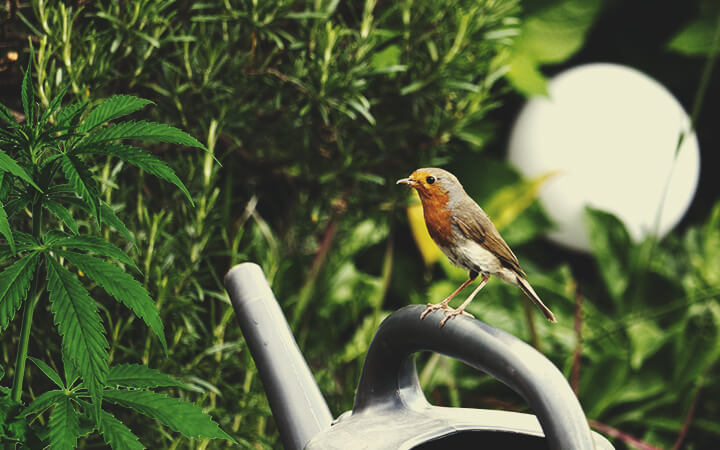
[452,199,526,277]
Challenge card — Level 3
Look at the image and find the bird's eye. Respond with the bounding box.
[426,176,436,185]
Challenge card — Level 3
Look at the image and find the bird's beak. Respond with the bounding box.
[396,177,416,186]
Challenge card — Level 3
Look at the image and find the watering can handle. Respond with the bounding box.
[353,305,596,450]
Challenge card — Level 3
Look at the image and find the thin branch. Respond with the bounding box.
[589,419,663,450]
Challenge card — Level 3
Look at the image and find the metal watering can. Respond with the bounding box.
[225,263,613,450]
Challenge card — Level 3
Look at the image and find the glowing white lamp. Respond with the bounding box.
[508,63,700,252]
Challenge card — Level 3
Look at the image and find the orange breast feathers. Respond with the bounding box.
[418,190,454,248]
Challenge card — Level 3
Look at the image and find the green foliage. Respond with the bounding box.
[0,56,231,447]
[0,0,717,448]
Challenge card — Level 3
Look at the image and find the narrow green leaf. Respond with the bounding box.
[44,199,79,235]
[100,202,136,245]
[585,207,632,301]
[28,356,65,389]
[103,389,234,442]
[107,364,185,389]
[0,102,18,126]
[60,154,100,222]
[78,144,193,205]
[46,255,108,422]
[39,83,70,128]
[50,234,137,270]
[98,409,145,450]
[0,149,43,192]
[80,96,153,133]
[21,49,34,121]
[60,251,166,353]
[81,120,206,150]
[0,252,39,333]
[0,203,15,254]
[4,192,32,218]
[49,396,80,450]
[22,389,65,417]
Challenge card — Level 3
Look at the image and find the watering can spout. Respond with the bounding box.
[224,263,332,450]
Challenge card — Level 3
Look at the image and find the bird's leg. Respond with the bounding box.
[420,272,478,320]
[440,274,490,327]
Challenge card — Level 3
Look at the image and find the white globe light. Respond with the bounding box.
[508,63,700,252]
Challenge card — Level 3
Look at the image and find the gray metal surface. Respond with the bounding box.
[224,263,333,450]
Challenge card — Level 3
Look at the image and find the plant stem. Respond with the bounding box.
[10,197,43,402]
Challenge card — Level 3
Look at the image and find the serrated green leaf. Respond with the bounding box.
[80,96,154,133]
[100,202,136,245]
[21,50,34,122]
[0,102,18,126]
[46,255,108,422]
[103,389,234,442]
[56,101,89,129]
[0,252,39,333]
[28,356,64,389]
[22,389,65,418]
[79,144,193,205]
[44,199,79,235]
[107,364,185,389]
[0,149,43,192]
[0,203,14,254]
[60,251,166,353]
[50,234,137,270]
[60,154,100,222]
[49,396,80,450]
[81,120,206,150]
[98,409,145,450]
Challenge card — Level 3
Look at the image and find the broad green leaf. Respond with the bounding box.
[668,19,720,56]
[50,234,137,270]
[674,302,720,385]
[505,53,549,97]
[0,203,14,254]
[0,149,43,192]
[60,154,100,221]
[80,96,154,133]
[60,251,166,352]
[100,202,136,245]
[46,255,108,422]
[81,120,206,150]
[49,396,80,450]
[626,319,665,370]
[78,144,193,205]
[22,389,65,417]
[103,389,234,442]
[107,364,185,389]
[0,252,39,333]
[585,207,632,302]
[44,199,79,235]
[28,356,64,389]
[98,409,144,450]
[21,50,34,122]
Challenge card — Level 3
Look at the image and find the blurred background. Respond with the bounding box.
[1,0,718,448]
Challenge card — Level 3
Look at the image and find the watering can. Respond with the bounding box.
[225,263,613,450]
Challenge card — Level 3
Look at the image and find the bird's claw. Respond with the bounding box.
[438,308,473,327]
[420,302,450,320]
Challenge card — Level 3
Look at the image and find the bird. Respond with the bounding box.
[397,168,557,326]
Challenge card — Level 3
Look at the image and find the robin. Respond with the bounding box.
[397,168,557,326]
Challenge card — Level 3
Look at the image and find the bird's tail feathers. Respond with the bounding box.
[516,276,557,323]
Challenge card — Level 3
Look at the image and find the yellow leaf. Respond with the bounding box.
[406,191,444,266]
[484,170,560,231]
